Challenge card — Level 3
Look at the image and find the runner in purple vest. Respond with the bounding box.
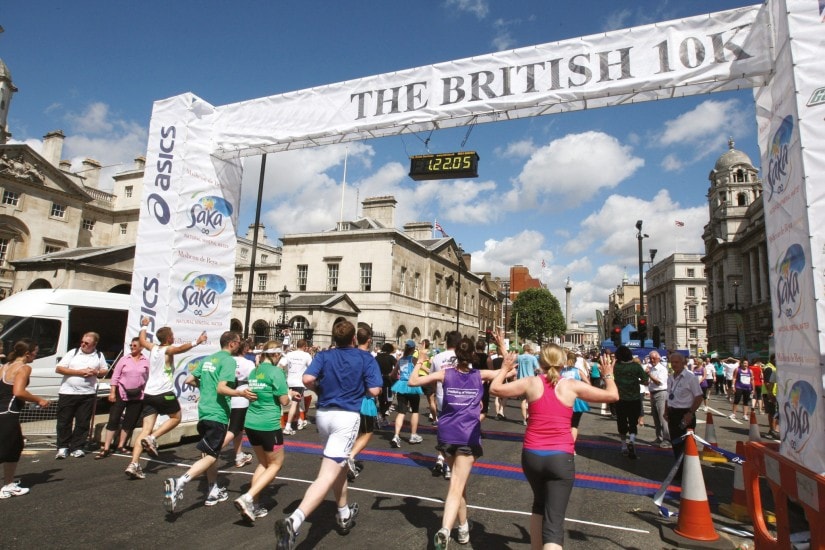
[409,336,510,550]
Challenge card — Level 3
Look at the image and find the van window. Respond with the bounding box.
[0,315,61,358]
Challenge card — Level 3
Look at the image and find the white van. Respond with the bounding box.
[0,289,130,395]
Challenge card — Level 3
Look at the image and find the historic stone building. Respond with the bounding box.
[702,139,772,358]
[646,253,708,355]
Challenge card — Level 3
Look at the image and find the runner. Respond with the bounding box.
[389,340,424,448]
[274,320,382,550]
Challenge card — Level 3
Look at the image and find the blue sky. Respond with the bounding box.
[2,0,763,323]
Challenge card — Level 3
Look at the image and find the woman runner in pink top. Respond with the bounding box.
[491,340,618,550]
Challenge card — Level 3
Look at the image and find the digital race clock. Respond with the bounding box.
[408,151,480,181]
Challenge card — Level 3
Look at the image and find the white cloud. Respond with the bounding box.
[495,138,536,159]
[65,102,114,134]
[657,99,750,152]
[445,0,489,19]
[469,230,550,277]
[491,18,515,51]
[507,131,644,209]
[661,153,684,172]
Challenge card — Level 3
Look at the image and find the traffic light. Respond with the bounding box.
[611,325,622,346]
[637,317,648,342]
[485,328,492,343]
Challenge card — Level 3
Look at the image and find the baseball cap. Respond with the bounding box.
[405,339,416,348]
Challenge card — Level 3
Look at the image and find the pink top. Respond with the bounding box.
[110,353,150,400]
[524,375,574,454]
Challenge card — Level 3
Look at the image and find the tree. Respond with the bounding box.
[509,287,566,343]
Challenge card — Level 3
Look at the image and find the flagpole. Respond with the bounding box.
[339,147,349,223]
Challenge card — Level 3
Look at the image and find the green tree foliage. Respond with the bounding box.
[510,287,566,343]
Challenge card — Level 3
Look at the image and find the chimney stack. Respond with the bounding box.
[361,196,397,228]
[81,158,102,189]
[41,130,65,167]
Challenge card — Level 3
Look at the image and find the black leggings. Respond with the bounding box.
[615,400,642,436]
[521,450,575,546]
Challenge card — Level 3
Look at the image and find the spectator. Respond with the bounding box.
[54,332,108,459]
[97,337,148,459]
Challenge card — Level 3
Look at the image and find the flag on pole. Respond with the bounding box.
[541,259,546,268]
[434,220,448,237]
[675,220,685,227]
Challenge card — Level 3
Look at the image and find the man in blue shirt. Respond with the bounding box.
[275,320,382,550]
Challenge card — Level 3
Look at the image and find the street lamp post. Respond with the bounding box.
[635,220,649,322]
[278,285,291,326]
[732,280,740,310]
[684,302,689,353]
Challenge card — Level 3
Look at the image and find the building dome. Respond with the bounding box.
[713,137,754,172]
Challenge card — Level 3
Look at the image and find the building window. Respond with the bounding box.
[82,218,95,231]
[414,272,420,298]
[0,238,8,262]
[689,328,698,340]
[327,263,339,292]
[687,287,696,297]
[688,305,697,321]
[687,268,695,278]
[240,248,248,259]
[44,244,62,254]
[261,254,268,264]
[360,263,372,291]
[50,203,66,218]
[125,185,133,198]
[2,190,19,206]
[258,273,267,292]
[297,265,308,291]
[435,277,441,302]
[234,274,243,292]
[400,267,407,295]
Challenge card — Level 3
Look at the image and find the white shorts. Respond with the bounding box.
[315,408,359,463]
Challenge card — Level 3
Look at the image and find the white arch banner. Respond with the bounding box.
[128,0,825,473]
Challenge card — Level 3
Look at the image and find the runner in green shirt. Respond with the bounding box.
[234,341,290,522]
[164,331,257,513]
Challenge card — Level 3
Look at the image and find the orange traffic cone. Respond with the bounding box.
[748,410,762,442]
[674,432,719,541]
[719,440,750,521]
[700,412,726,463]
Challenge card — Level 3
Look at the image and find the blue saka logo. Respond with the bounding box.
[765,115,793,201]
[178,273,227,316]
[186,196,233,236]
[775,243,805,320]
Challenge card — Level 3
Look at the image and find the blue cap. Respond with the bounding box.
[405,339,416,348]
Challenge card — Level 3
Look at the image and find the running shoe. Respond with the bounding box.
[55,448,68,459]
[141,435,159,457]
[297,419,309,430]
[125,462,145,480]
[346,458,360,482]
[627,441,637,460]
[432,460,444,477]
[205,486,228,506]
[253,505,268,518]
[234,494,256,522]
[235,452,253,468]
[434,527,450,550]
[0,482,30,499]
[70,449,85,458]
[164,478,183,513]
[283,426,296,436]
[274,517,297,550]
[457,522,470,544]
[621,443,629,456]
[409,433,423,444]
[335,502,359,535]
[444,465,452,480]
[390,435,401,448]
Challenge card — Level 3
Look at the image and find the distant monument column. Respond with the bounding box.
[565,277,572,328]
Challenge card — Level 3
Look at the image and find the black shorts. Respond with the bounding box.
[0,414,24,463]
[141,392,181,417]
[245,427,284,452]
[437,442,483,458]
[421,383,435,397]
[396,393,420,414]
[734,389,752,405]
[358,414,377,434]
[228,407,248,435]
[195,420,228,458]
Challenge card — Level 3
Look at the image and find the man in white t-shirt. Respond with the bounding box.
[55,332,108,459]
[283,339,313,434]
[125,318,206,479]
